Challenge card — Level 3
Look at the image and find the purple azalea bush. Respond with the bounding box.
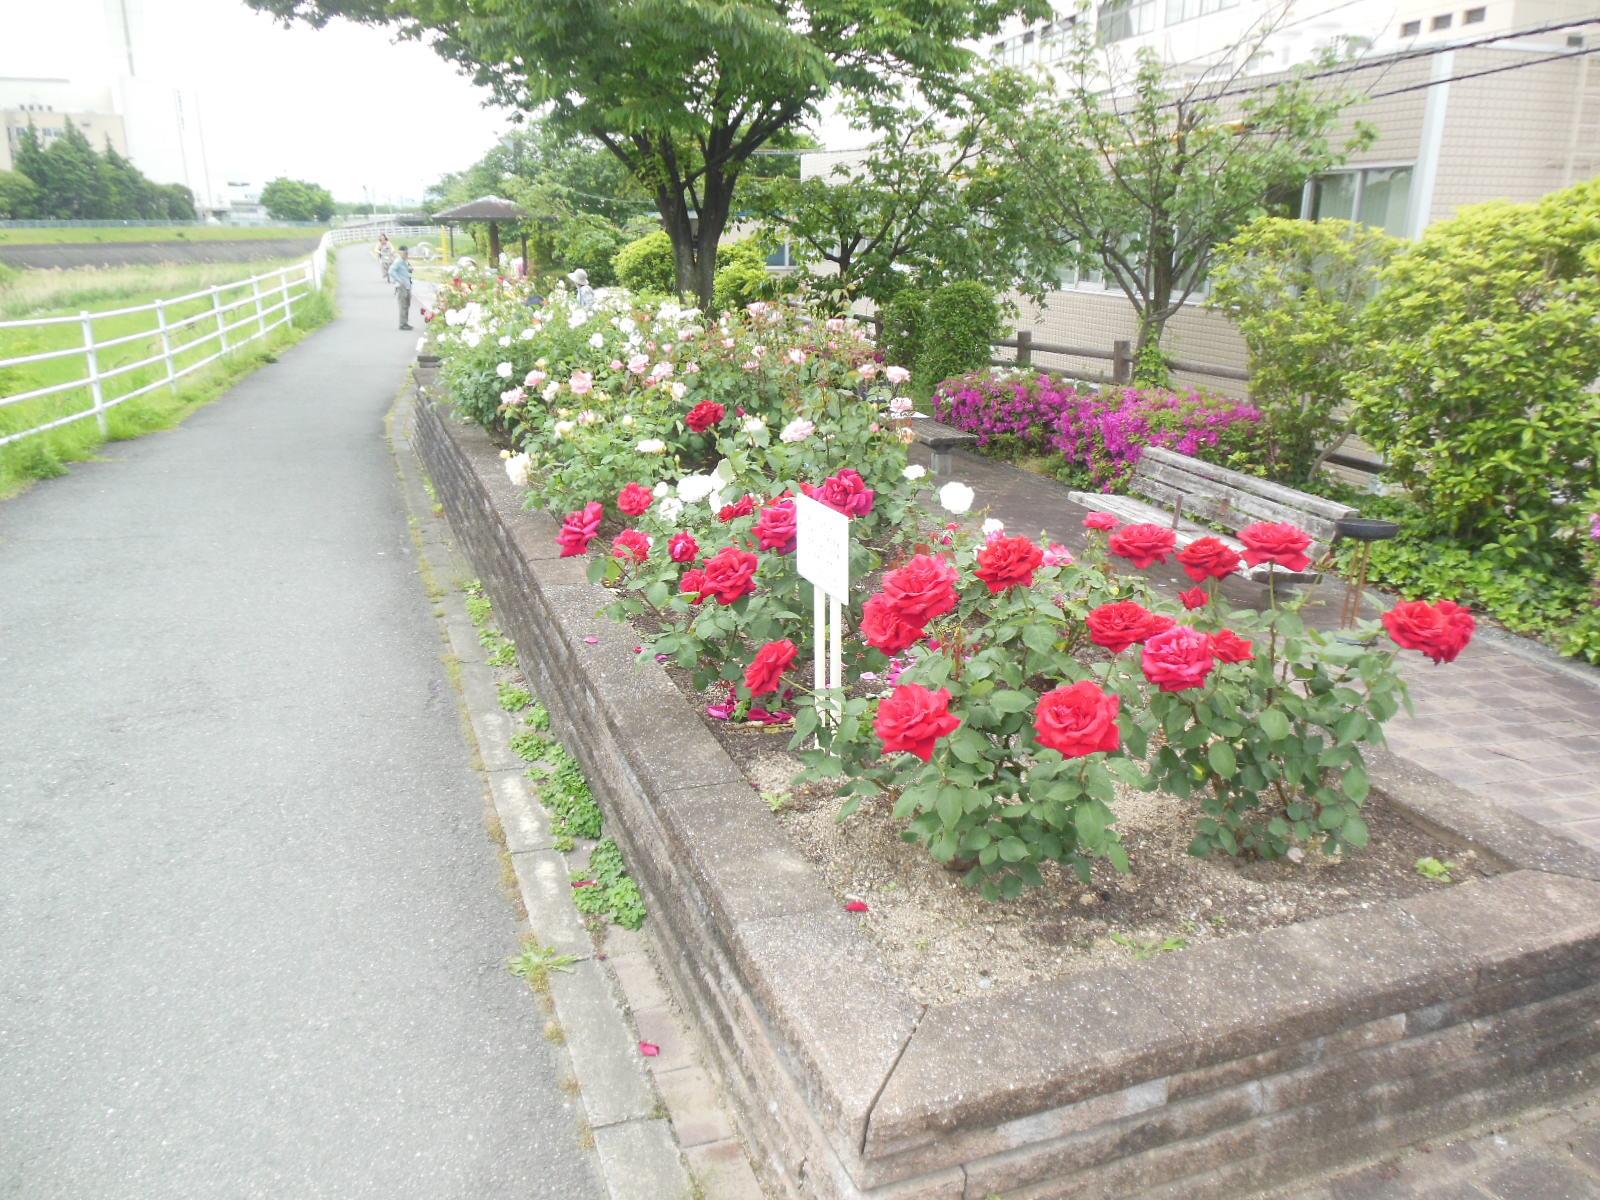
[932,370,1264,490]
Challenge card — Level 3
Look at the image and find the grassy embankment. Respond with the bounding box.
[0,257,335,497]
[0,225,327,246]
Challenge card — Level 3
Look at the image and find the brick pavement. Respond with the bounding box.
[919,445,1600,850]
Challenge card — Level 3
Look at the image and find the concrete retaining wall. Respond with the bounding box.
[409,366,1600,1200]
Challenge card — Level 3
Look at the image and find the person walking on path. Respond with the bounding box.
[389,245,414,331]
[375,232,395,282]
[568,268,595,310]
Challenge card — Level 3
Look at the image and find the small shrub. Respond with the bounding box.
[880,288,927,379]
[915,281,999,399]
[713,239,771,312]
[933,370,1264,489]
[612,230,677,295]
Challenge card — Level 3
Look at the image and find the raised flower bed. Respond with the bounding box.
[410,277,1600,1199]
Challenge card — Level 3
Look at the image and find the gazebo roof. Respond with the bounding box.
[432,195,527,222]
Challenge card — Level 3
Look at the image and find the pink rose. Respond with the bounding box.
[1140,626,1216,692]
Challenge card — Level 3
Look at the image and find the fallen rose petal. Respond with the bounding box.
[655,653,670,663]
[583,636,599,645]
[633,645,643,653]
[845,901,869,913]
[571,880,597,889]
[638,1042,660,1057]
[706,703,735,720]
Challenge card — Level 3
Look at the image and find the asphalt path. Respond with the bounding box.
[0,249,603,1199]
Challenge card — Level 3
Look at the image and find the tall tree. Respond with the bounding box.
[988,21,1369,371]
[247,0,1044,309]
[749,90,1056,308]
[261,177,335,222]
[41,121,109,220]
[100,144,153,218]
[0,170,40,219]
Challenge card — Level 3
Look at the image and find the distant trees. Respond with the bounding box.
[3,120,198,220]
[260,177,335,222]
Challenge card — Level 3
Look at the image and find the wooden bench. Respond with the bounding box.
[1069,447,1357,584]
[909,414,979,476]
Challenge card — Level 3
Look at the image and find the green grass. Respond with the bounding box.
[0,256,333,498]
[0,225,327,247]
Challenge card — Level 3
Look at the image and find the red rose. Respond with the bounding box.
[861,593,925,654]
[686,400,726,432]
[874,684,961,762]
[678,567,708,604]
[1383,599,1475,664]
[754,498,797,554]
[1085,601,1174,653]
[1082,511,1119,531]
[1208,629,1254,663]
[1108,523,1177,569]
[1140,626,1216,692]
[1178,586,1209,610]
[611,528,651,562]
[700,546,759,605]
[617,482,653,517]
[744,639,798,696]
[718,493,757,523]
[557,501,604,557]
[668,531,699,563]
[1239,522,1313,573]
[882,554,960,625]
[801,468,875,518]
[975,535,1044,593]
[1177,536,1241,582]
[1033,681,1121,759]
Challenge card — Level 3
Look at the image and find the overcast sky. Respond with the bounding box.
[6,0,516,205]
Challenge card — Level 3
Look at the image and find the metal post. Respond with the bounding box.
[251,276,266,337]
[211,286,229,353]
[1016,329,1032,368]
[155,298,177,395]
[80,310,108,434]
[1112,339,1132,385]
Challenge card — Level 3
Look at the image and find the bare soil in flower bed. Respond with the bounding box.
[695,715,1495,1006]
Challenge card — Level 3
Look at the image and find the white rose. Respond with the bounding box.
[676,473,717,503]
[657,496,684,523]
[463,331,482,348]
[938,481,975,514]
[670,382,687,401]
[542,381,560,402]
[886,365,911,385]
[636,439,668,455]
[519,327,536,340]
[589,332,606,348]
[621,414,635,426]
[504,452,532,487]
[498,335,511,348]
[495,361,513,379]
[779,418,814,444]
[742,416,765,435]
[982,518,1005,536]
[652,480,671,498]
[554,420,577,438]
[903,464,927,481]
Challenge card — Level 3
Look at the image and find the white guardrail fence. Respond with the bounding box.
[0,223,438,450]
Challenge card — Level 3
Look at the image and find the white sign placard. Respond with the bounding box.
[794,493,850,599]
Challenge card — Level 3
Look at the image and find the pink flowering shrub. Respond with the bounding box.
[932,370,1264,489]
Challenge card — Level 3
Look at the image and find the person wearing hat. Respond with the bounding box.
[567,268,595,310]
[388,245,415,331]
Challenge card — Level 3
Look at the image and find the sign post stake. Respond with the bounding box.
[795,494,851,731]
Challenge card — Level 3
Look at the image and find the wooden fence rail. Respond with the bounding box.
[991,330,1252,386]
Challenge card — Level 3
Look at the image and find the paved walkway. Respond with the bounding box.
[0,250,603,1199]
[921,445,1600,850]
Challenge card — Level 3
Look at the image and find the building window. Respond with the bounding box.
[765,243,797,269]
[1401,19,1421,35]
[1098,0,1157,45]
[1463,6,1486,23]
[1431,13,1452,29]
[1165,0,1239,24]
[1306,166,1415,236]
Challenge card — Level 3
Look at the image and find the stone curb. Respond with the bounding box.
[388,387,766,1200]
[406,370,1600,1200]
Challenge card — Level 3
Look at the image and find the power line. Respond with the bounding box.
[1367,41,1600,99]
[1161,13,1600,107]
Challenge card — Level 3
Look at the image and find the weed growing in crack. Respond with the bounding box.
[507,937,577,994]
[571,838,647,930]
[498,683,533,712]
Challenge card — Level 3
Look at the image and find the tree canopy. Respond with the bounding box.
[260,177,336,222]
[987,21,1369,370]
[3,121,197,220]
[247,0,1046,308]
